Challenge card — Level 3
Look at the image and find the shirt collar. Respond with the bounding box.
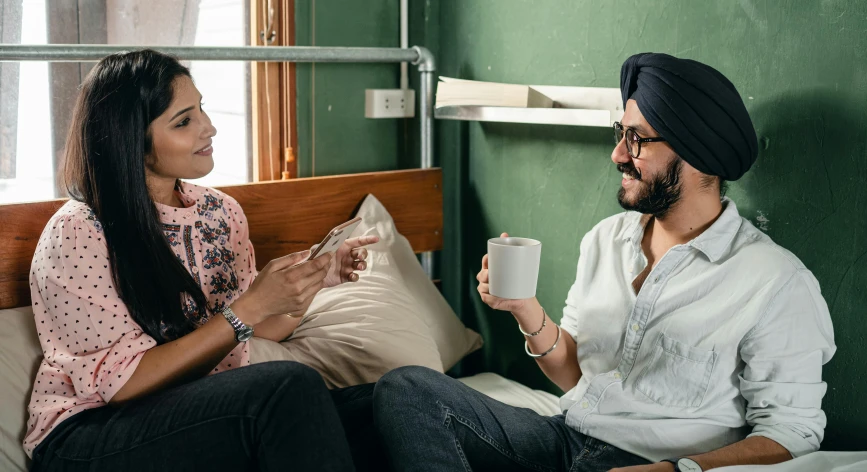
[617,197,743,263]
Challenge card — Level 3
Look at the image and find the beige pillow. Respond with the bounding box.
[0,306,41,472]
[250,194,483,388]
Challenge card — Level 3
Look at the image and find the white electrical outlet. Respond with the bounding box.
[365,89,415,118]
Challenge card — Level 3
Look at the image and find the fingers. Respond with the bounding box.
[345,235,380,249]
[501,232,509,238]
[280,252,333,280]
[270,250,313,270]
[341,260,366,283]
[477,282,489,295]
[295,260,331,292]
[479,292,507,310]
[294,279,326,314]
[338,246,370,283]
[481,254,488,270]
[477,282,520,312]
[479,292,519,313]
[350,247,369,261]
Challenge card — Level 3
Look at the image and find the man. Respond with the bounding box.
[372,53,836,472]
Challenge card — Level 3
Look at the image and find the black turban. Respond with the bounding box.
[620,53,758,181]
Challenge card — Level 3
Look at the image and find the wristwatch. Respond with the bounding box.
[662,458,703,472]
[221,306,254,342]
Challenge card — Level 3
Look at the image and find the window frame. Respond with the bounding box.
[251,0,298,181]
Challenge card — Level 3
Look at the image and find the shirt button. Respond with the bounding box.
[192,266,199,273]
[654,276,660,283]
[183,213,191,220]
[631,323,640,332]
[581,401,590,409]
[613,372,622,379]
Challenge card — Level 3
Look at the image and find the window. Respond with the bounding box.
[0,0,253,204]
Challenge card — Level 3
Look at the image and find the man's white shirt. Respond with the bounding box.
[558,198,836,462]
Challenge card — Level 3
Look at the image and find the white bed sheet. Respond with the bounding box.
[457,372,561,417]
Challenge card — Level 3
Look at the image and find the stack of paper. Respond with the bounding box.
[435,77,554,109]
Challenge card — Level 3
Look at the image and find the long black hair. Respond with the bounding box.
[63,49,208,344]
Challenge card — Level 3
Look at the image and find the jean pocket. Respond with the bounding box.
[635,334,717,408]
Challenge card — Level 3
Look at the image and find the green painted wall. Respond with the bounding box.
[295,0,867,452]
[295,0,406,177]
[436,0,867,452]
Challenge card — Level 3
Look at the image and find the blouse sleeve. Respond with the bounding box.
[30,214,157,403]
[224,195,258,288]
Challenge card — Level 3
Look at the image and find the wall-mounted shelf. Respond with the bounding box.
[434,85,623,128]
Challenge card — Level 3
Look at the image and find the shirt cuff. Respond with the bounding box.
[99,349,149,403]
[748,424,819,459]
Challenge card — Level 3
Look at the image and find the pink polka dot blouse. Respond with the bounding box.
[23,181,258,457]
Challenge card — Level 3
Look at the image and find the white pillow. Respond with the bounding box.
[249,194,483,388]
[0,306,41,472]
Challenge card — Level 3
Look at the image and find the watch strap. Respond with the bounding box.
[221,306,251,341]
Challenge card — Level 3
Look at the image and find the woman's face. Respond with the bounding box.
[146,75,217,181]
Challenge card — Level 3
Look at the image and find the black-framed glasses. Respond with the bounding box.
[613,121,667,159]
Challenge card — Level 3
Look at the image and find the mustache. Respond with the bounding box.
[617,163,642,181]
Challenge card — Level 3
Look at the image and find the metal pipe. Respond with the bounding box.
[399,0,408,90]
[413,46,436,278]
[419,73,434,169]
[412,45,435,72]
[0,44,420,63]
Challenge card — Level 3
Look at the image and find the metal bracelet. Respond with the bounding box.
[518,307,547,337]
[525,324,562,358]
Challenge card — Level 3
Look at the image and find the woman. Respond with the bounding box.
[25,49,378,471]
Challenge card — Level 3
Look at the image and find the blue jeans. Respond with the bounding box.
[373,366,651,472]
[31,361,379,472]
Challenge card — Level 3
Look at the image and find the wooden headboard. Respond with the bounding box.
[0,169,443,310]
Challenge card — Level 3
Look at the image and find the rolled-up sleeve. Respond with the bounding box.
[33,215,157,403]
[560,232,594,342]
[223,193,258,287]
[739,270,836,457]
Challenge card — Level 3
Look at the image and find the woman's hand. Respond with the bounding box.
[232,250,333,324]
[323,235,380,288]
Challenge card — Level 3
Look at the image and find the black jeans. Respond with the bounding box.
[31,361,381,472]
[373,366,651,472]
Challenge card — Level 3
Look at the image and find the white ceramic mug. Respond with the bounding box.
[487,237,542,300]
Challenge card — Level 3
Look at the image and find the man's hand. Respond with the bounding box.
[476,232,536,316]
[609,462,675,472]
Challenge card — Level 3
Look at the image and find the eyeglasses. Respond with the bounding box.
[613,121,667,159]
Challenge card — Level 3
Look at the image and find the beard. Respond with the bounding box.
[617,157,683,219]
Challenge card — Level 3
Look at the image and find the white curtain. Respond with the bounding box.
[46,0,202,195]
[0,0,23,179]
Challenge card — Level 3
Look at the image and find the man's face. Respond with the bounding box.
[611,100,684,218]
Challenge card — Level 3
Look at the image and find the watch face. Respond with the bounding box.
[678,458,702,472]
[237,326,254,342]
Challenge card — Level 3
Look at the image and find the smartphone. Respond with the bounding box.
[307,217,363,261]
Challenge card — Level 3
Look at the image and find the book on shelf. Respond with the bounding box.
[435,77,554,109]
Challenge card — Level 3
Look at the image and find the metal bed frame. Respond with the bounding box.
[0,44,437,277]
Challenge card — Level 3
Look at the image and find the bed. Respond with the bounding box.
[0,169,562,471]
